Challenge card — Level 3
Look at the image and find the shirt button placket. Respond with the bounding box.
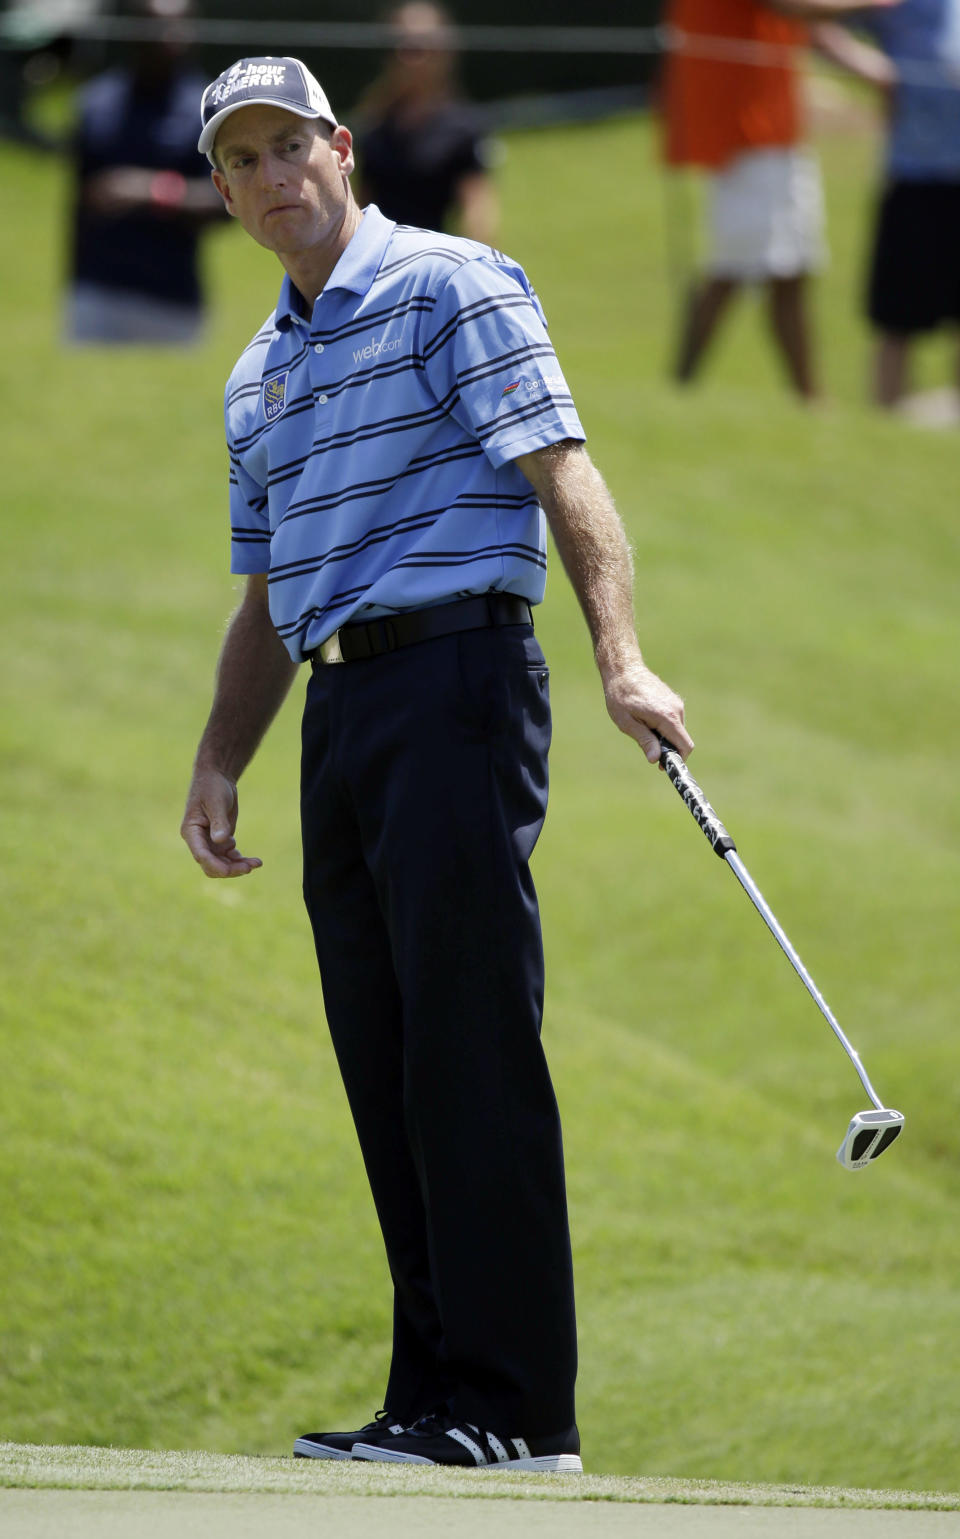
[309,332,332,432]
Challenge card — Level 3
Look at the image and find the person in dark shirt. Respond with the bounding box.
[353,2,498,243]
[65,0,225,344]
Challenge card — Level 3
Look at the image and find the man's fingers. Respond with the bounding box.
[633,717,693,766]
[651,716,694,760]
[182,819,262,878]
[603,666,695,764]
[180,773,261,879]
[206,849,263,878]
[632,722,662,765]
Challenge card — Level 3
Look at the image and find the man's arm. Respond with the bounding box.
[515,440,694,764]
[808,20,896,86]
[82,166,227,220]
[455,171,500,246]
[181,573,299,878]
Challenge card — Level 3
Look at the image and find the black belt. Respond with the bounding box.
[309,593,533,666]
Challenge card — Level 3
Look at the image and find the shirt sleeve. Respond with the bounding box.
[422,255,585,469]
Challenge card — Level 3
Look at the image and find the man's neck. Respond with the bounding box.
[281,200,364,312]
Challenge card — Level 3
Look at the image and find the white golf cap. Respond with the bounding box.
[198,56,337,164]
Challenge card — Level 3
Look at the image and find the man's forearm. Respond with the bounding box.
[516,441,642,673]
[194,577,299,781]
[515,440,693,760]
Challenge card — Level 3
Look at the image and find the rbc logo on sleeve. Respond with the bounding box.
[263,371,289,422]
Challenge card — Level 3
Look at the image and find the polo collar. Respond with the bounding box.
[274,204,396,329]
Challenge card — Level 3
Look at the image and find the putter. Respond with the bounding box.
[656,735,904,1170]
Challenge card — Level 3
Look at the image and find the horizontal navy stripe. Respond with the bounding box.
[474,393,577,443]
[302,354,428,404]
[264,396,468,481]
[273,585,374,639]
[395,543,546,570]
[310,294,434,346]
[457,344,558,390]
[270,512,540,586]
[270,509,443,577]
[265,395,471,485]
[230,394,316,454]
[377,244,470,282]
[279,443,483,520]
[424,293,535,361]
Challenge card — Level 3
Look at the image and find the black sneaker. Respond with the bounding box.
[294,1410,406,1460]
[352,1413,582,1472]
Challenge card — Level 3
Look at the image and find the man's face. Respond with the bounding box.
[211,106,354,256]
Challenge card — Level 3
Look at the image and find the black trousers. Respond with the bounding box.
[300,622,577,1436]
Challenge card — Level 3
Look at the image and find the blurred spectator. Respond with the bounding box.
[659,0,897,400]
[64,0,225,345]
[830,0,960,408]
[352,2,499,244]
[0,0,92,149]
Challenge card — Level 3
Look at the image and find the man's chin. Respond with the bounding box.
[255,224,310,256]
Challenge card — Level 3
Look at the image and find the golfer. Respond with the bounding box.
[181,55,693,1472]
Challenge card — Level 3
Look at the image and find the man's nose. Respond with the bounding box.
[259,152,287,188]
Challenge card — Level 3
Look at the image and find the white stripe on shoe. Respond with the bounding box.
[445,1426,488,1465]
[484,1433,511,1463]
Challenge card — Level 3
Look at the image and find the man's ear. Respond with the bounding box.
[211,167,236,216]
[331,125,356,178]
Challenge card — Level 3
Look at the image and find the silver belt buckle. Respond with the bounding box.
[318,630,344,665]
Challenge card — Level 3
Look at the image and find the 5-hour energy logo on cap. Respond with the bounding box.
[212,61,288,105]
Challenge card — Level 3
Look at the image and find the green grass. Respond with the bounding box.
[2,1443,958,1509]
[1,95,958,1493]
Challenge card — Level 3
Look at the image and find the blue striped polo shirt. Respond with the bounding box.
[225,205,585,661]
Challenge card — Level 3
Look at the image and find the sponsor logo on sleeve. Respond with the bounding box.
[500,372,566,405]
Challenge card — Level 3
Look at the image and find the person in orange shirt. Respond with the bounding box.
[659,0,898,398]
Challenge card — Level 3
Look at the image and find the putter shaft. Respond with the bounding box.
[722,850,885,1112]
[657,735,891,1114]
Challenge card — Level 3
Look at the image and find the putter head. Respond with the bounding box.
[837,1108,905,1171]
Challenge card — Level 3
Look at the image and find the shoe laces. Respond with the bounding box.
[409,1413,491,1439]
[408,1412,454,1437]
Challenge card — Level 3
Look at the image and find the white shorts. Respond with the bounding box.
[706,147,827,281]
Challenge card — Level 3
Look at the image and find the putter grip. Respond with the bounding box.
[657,736,737,858]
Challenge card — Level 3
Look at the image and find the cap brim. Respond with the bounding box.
[199,100,336,161]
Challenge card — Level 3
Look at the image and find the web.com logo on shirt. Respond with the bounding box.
[353,334,402,364]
